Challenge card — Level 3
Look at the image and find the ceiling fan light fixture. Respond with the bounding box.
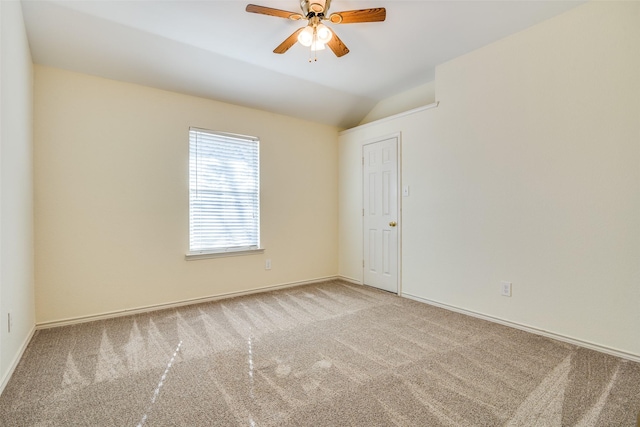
[310,40,326,51]
[246,1,384,58]
[316,23,332,44]
[297,26,314,46]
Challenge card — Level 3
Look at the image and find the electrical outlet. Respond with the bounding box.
[265,259,272,270]
[501,281,512,297]
[403,186,410,197]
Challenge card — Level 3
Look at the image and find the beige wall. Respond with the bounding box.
[359,81,436,125]
[34,66,339,324]
[339,2,640,357]
[0,1,36,387]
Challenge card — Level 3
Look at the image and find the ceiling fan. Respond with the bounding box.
[246,0,386,58]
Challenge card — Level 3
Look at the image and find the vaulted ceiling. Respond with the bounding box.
[22,0,585,128]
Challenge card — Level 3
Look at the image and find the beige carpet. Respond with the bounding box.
[1,280,639,426]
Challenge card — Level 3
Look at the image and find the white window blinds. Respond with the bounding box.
[189,128,260,253]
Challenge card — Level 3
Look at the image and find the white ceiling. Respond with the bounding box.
[21,0,585,128]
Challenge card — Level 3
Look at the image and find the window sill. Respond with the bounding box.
[185,248,264,261]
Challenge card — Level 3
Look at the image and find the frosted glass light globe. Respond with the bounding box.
[297,27,314,47]
[311,41,326,51]
[316,24,333,44]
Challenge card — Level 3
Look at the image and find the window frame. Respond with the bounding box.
[185,127,263,260]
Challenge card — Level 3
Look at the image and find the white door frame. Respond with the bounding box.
[362,132,402,295]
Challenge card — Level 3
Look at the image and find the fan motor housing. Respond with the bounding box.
[301,0,331,16]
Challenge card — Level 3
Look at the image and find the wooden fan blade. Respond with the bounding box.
[246,4,303,20]
[274,28,305,54]
[329,8,386,24]
[326,29,349,57]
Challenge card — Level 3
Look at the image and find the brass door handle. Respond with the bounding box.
[389,221,397,227]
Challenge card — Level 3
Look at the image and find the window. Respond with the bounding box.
[187,127,261,258]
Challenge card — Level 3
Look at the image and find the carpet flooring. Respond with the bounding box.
[0,280,639,426]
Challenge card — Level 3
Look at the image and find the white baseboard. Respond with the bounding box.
[402,292,640,364]
[337,275,362,285]
[0,325,36,396]
[36,276,340,329]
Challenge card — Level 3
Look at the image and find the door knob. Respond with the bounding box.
[389,221,397,227]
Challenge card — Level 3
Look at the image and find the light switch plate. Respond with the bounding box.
[501,281,512,297]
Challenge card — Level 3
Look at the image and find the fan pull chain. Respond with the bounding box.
[308,26,319,62]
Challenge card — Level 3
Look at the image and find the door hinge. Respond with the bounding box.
[362,157,364,165]
[362,208,364,216]
[362,260,365,267]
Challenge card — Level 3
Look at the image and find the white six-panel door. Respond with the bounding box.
[363,137,398,293]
